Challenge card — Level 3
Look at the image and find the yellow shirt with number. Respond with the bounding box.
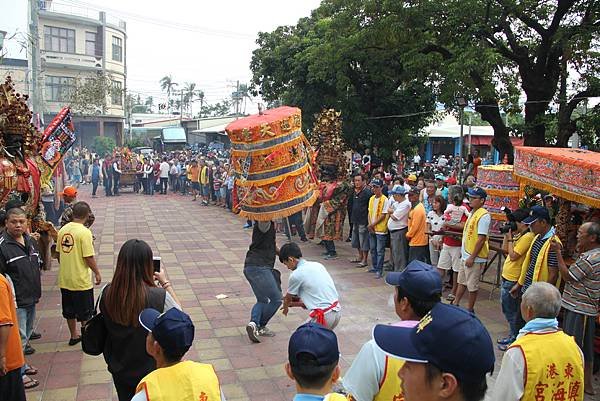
[57,222,95,291]
[501,231,535,282]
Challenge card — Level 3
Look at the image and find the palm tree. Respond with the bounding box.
[237,83,252,115]
[159,75,178,113]
[195,89,205,118]
[145,96,154,113]
[183,82,196,117]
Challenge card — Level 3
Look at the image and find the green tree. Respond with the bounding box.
[159,75,178,112]
[199,100,232,117]
[68,72,113,115]
[91,136,116,156]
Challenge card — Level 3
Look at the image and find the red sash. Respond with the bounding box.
[309,301,339,327]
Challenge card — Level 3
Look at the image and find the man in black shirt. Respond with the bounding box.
[350,174,372,268]
[243,221,282,343]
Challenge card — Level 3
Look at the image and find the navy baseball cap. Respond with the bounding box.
[385,260,442,300]
[522,205,551,225]
[371,178,384,187]
[139,308,195,354]
[288,323,339,367]
[373,303,495,382]
[389,185,406,196]
[467,187,487,199]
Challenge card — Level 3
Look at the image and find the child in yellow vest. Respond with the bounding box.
[286,323,346,401]
[367,178,389,279]
[133,308,225,401]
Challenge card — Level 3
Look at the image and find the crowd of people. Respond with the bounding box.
[0,144,598,401]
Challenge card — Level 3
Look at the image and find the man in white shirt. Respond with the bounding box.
[112,158,122,196]
[387,185,411,272]
[437,154,448,168]
[158,157,170,195]
[280,243,341,330]
[413,153,421,169]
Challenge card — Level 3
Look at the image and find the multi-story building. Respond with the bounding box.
[38,0,127,146]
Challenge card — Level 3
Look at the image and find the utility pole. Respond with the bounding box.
[235,80,240,116]
[179,90,184,124]
[29,0,42,120]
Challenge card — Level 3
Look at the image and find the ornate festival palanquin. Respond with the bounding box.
[226,107,318,221]
[477,164,520,220]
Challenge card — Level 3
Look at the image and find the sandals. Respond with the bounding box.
[349,258,362,263]
[24,366,38,375]
[22,375,39,390]
[68,336,82,346]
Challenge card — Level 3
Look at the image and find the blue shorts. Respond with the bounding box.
[191,182,200,191]
[201,184,210,196]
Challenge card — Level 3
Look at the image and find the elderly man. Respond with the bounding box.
[387,185,411,272]
[374,302,494,401]
[554,221,600,395]
[367,178,389,278]
[493,282,584,401]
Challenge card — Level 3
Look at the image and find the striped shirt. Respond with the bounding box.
[522,234,558,293]
[562,248,600,316]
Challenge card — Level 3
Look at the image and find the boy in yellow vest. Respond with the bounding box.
[286,323,346,401]
[343,260,442,401]
[367,178,389,279]
[493,282,584,401]
[133,308,225,401]
[373,303,495,401]
[453,187,490,313]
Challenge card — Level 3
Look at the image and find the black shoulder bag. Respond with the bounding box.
[81,284,109,356]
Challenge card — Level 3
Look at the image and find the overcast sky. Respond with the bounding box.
[0,0,321,112]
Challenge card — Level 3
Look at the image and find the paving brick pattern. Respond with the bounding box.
[24,187,597,400]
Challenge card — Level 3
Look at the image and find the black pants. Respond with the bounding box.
[112,374,139,401]
[142,177,149,194]
[104,175,113,196]
[283,211,307,240]
[92,179,99,195]
[0,367,26,401]
[323,240,336,255]
[113,173,120,195]
[160,177,168,194]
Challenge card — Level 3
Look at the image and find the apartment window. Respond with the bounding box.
[112,36,123,62]
[44,26,75,53]
[45,76,74,102]
[85,32,97,56]
[112,81,122,105]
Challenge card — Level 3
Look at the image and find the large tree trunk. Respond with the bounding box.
[475,99,514,163]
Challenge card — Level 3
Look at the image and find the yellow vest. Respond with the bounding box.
[368,195,389,233]
[135,360,222,401]
[463,208,489,259]
[509,331,583,401]
[518,232,562,286]
[373,356,405,401]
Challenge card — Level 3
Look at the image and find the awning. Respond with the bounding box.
[469,136,524,146]
[513,146,600,208]
[162,127,187,143]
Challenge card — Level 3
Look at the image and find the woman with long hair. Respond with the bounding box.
[100,239,181,401]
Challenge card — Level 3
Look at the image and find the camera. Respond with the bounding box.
[499,206,517,234]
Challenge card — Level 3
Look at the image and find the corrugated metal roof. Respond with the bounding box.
[162,127,187,143]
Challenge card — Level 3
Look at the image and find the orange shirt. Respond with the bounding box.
[406,203,428,246]
[0,274,25,372]
[189,165,200,182]
[473,157,482,177]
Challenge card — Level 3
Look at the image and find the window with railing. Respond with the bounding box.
[112,36,123,62]
[44,26,75,53]
[85,32,97,56]
[112,81,123,105]
[45,76,74,101]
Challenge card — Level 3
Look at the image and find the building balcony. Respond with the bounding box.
[41,50,102,70]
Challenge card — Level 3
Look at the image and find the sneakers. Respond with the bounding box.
[497,335,515,345]
[246,322,260,343]
[446,293,456,302]
[243,222,252,229]
[258,326,276,337]
[323,254,338,260]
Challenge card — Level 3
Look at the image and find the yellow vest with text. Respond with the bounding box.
[518,233,562,286]
[463,207,489,259]
[135,360,221,401]
[509,331,584,401]
[368,195,389,233]
[373,356,405,401]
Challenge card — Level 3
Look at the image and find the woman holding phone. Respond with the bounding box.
[99,239,181,401]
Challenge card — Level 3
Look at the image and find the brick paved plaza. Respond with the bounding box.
[22,186,597,401]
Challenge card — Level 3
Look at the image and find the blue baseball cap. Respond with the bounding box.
[139,308,195,354]
[373,303,495,382]
[371,178,384,187]
[435,174,446,181]
[288,323,339,366]
[389,185,406,196]
[467,187,487,199]
[384,260,442,300]
[522,205,551,225]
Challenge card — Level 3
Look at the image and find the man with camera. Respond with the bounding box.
[498,208,535,351]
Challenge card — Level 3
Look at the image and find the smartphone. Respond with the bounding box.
[153,257,161,273]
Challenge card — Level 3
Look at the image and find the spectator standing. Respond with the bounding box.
[188,160,200,200]
[367,178,389,278]
[102,155,113,196]
[168,161,178,192]
[472,149,482,178]
[374,302,494,401]
[343,261,442,401]
[387,185,410,272]
[133,308,224,401]
[90,158,101,198]
[434,175,448,200]
[142,159,153,195]
[554,221,600,395]
[493,282,584,401]
[57,202,101,346]
[59,186,95,228]
[71,159,82,188]
[0,271,26,401]
[453,187,490,313]
[350,174,372,268]
[112,158,122,196]
[280,243,341,329]
[151,159,160,195]
[427,195,446,267]
[101,239,181,401]
[406,187,429,263]
[199,159,210,205]
[421,181,436,214]
[159,157,169,195]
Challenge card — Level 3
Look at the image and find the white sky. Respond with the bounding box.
[0,0,321,112]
